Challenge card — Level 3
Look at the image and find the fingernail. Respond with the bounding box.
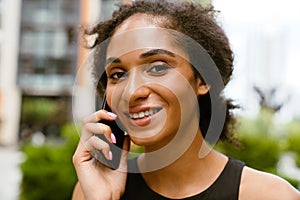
[107,112,117,118]
[111,133,116,144]
[109,151,113,160]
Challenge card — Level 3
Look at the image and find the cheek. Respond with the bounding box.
[104,88,112,106]
[160,75,199,120]
[105,87,118,110]
[105,85,127,116]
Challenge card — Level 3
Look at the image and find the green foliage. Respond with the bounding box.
[128,143,144,158]
[285,119,300,167]
[217,135,280,173]
[20,123,79,200]
[21,96,70,127]
[217,108,300,188]
[217,109,281,172]
[21,98,57,123]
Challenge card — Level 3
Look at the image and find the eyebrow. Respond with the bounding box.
[140,49,175,59]
[105,57,121,66]
[105,49,176,66]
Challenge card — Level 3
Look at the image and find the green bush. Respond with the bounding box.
[217,110,281,173]
[216,111,300,188]
[21,97,70,126]
[20,123,79,200]
[217,135,280,173]
[285,120,300,167]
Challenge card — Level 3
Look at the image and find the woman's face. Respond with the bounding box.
[105,14,209,151]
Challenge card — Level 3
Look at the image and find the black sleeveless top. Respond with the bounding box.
[121,157,245,200]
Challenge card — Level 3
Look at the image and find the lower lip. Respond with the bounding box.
[130,115,152,127]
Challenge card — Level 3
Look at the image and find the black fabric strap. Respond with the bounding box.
[121,157,245,200]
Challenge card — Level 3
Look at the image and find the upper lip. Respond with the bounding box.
[128,106,152,114]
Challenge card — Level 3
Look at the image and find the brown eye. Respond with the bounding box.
[109,72,128,80]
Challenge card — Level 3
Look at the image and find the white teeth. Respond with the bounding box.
[138,112,144,118]
[129,108,160,119]
[145,110,150,116]
[133,113,139,119]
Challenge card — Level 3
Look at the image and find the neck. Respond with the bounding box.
[137,135,228,198]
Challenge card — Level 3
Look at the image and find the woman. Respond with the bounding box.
[72,1,300,199]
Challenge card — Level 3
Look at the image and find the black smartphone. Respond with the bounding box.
[93,94,125,170]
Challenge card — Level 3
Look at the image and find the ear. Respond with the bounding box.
[197,84,210,95]
[196,77,210,95]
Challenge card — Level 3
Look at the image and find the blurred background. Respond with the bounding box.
[0,0,299,199]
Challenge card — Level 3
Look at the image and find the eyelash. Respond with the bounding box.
[147,64,171,74]
[107,63,171,82]
[108,71,127,80]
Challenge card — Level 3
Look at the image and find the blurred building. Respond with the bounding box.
[0,0,127,146]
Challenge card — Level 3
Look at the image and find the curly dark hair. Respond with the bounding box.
[84,0,239,144]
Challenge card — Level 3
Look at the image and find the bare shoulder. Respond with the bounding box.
[239,166,300,200]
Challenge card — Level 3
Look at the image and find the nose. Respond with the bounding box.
[121,68,151,104]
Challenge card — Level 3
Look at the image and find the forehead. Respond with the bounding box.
[106,14,188,60]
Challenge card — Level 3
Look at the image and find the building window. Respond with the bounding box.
[18,0,80,94]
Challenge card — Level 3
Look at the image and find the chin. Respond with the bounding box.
[129,135,157,147]
[129,131,176,151]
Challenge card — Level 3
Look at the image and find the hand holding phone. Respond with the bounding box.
[92,95,125,170]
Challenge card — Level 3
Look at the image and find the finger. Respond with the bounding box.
[82,110,117,124]
[82,122,114,143]
[84,135,112,161]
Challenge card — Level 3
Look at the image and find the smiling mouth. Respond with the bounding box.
[128,108,162,120]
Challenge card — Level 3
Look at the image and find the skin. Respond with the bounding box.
[72,14,300,200]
